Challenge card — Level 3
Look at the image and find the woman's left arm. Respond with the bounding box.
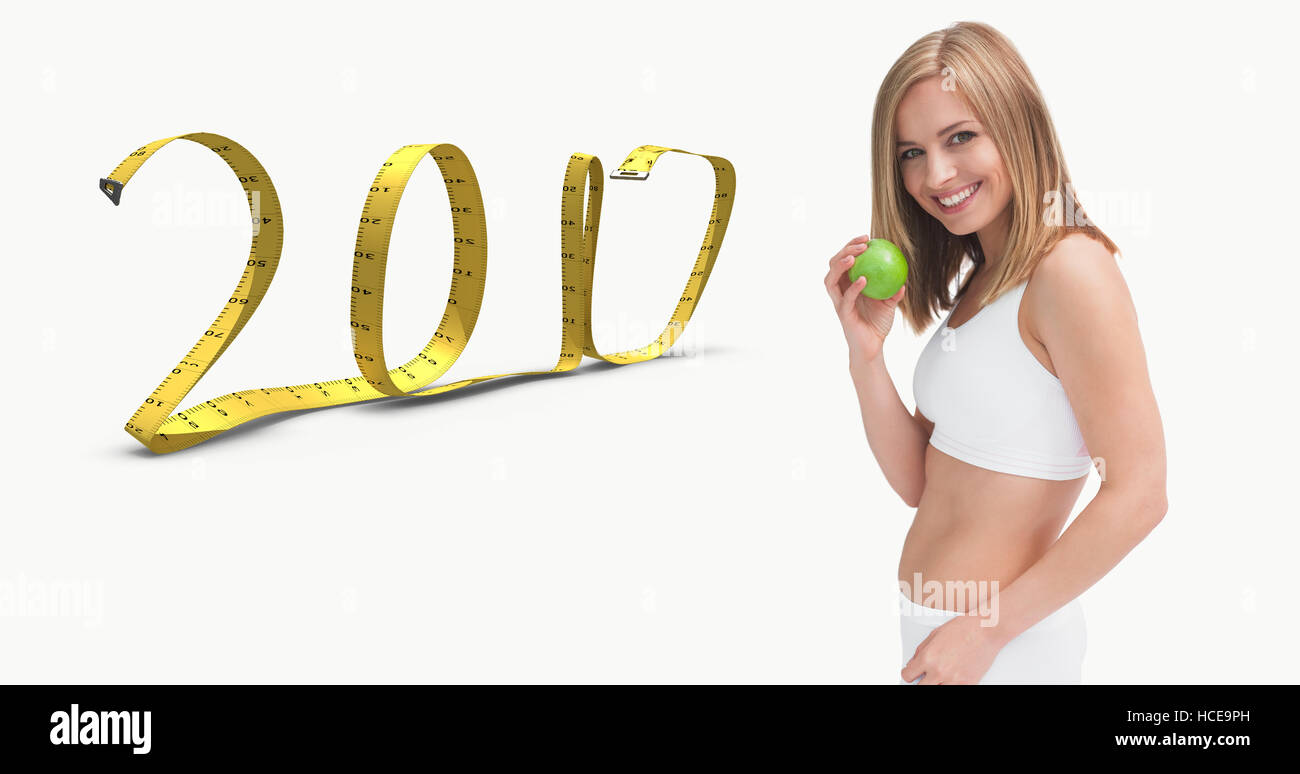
[988,235,1169,647]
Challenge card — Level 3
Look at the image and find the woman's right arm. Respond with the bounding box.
[824,235,930,508]
[847,354,931,508]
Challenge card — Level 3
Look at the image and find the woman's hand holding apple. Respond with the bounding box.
[823,235,907,363]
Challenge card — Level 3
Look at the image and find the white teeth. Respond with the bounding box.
[939,183,979,207]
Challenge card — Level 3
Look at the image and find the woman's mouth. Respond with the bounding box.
[933,181,982,214]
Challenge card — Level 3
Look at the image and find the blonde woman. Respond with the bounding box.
[824,21,1167,684]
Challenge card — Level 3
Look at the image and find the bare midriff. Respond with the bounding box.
[897,444,1087,613]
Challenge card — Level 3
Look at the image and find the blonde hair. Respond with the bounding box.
[870,21,1120,335]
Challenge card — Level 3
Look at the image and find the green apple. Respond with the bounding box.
[848,238,908,299]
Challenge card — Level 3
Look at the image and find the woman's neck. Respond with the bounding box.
[974,202,1013,274]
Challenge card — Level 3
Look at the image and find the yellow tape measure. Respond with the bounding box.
[99,133,735,454]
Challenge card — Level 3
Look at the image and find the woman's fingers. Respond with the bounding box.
[828,245,866,293]
[825,247,865,302]
[837,234,870,259]
[838,275,867,318]
[834,255,856,295]
[901,656,921,684]
[825,235,872,309]
[902,652,942,684]
[823,266,842,301]
[827,236,870,269]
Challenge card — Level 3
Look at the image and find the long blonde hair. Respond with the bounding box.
[871,21,1120,335]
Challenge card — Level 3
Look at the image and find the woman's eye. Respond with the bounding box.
[898,131,976,162]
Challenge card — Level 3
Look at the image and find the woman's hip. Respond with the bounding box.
[897,591,1087,684]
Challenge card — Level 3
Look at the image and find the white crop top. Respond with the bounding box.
[912,278,1093,480]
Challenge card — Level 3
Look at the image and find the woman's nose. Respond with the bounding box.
[925,152,958,192]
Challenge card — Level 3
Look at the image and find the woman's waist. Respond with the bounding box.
[899,492,1073,594]
[897,520,1051,615]
[908,493,1074,545]
[897,538,1039,608]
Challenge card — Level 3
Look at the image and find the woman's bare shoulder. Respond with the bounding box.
[1025,233,1132,336]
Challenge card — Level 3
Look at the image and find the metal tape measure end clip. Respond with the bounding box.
[609,169,650,181]
[99,178,124,206]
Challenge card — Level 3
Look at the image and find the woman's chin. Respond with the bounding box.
[938,219,980,237]
[932,207,994,236]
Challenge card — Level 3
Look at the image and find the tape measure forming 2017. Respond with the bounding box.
[98,133,736,454]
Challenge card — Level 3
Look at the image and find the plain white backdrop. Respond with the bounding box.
[1,0,1295,683]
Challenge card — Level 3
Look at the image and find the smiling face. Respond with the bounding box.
[895,76,1012,238]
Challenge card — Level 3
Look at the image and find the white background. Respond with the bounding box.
[2,0,1295,684]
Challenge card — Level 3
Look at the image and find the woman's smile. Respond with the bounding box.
[933,180,982,215]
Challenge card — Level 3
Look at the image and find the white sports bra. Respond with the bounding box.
[912,277,1093,480]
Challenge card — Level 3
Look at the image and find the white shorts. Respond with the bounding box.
[898,590,1087,684]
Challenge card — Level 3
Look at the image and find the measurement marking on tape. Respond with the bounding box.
[100,133,736,454]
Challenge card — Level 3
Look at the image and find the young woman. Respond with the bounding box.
[823,21,1167,684]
